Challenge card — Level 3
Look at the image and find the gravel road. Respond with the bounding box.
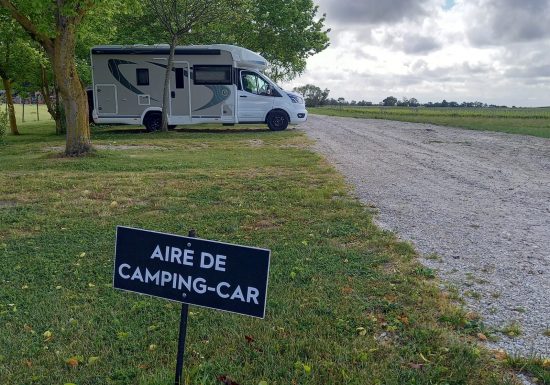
[302,114,550,357]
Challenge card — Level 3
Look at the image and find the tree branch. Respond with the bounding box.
[0,0,54,53]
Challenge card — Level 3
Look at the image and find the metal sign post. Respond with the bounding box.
[174,302,189,385]
[174,229,195,385]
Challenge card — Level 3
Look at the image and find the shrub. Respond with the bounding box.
[0,110,7,144]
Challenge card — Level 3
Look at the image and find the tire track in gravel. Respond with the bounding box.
[302,114,550,357]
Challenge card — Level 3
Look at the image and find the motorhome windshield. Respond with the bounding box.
[260,73,283,90]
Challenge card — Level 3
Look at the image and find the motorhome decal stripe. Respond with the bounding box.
[147,62,190,77]
[108,59,144,95]
[194,85,231,112]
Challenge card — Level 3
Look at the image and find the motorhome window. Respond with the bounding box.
[175,68,184,88]
[136,69,149,86]
[194,65,232,85]
[241,72,272,96]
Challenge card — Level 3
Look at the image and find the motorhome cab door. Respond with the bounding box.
[238,70,274,122]
[169,62,191,124]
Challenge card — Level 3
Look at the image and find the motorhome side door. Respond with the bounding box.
[95,84,117,115]
[237,71,275,122]
[169,62,191,123]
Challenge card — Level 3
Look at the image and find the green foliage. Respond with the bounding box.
[0,109,7,142]
[113,0,330,82]
[293,84,330,107]
[383,96,398,106]
[0,10,42,91]
[230,0,330,81]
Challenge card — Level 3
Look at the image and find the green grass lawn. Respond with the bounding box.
[0,103,52,125]
[309,106,550,138]
[0,120,529,385]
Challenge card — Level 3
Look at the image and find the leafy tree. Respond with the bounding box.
[0,0,132,155]
[147,0,234,132]
[409,97,419,107]
[0,11,32,135]
[293,84,329,107]
[115,0,330,83]
[382,96,397,106]
[228,0,330,82]
[0,0,91,154]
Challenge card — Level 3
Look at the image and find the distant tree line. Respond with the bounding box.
[293,85,511,108]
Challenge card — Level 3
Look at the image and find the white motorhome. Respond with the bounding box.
[90,44,307,131]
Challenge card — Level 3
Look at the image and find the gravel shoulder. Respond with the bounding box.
[302,114,550,357]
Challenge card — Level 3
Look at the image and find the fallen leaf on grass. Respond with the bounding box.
[419,353,430,363]
[294,361,312,375]
[116,331,129,340]
[79,252,86,258]
[356,327,367,336]
[65,357,80,368]
[341,286,353,295]
[245,335,255,343]
[43,330,53,342]
[87,356,100,365]
[217,375,240,385]
[477,333,488,341]
[23,359,32,367]
[541,358,549,368]
[397,314,409,325]
[258,381,268,385]
[148,344,157,351]
[493,349,507,360]
[465,311,479,320]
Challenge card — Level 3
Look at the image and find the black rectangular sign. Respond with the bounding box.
[113,226,270,318]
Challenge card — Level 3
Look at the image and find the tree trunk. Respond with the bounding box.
[39,63,62,132]
[50,25,91,155]
[54,87,65,135]
[1,77,19,135]
[161,36,177,133]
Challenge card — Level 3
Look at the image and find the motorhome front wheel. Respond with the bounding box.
[267,110,289,131]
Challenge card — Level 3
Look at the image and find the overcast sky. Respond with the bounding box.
[283,0,550,107]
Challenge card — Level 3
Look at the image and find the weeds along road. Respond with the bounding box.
[302,114,550,357]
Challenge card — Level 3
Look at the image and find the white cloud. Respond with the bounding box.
[282,0,550,106]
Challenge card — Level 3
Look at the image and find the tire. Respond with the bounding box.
[266,110,289,131]
[144,112,162,132]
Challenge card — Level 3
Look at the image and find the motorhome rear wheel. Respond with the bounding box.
[144,112,162,132]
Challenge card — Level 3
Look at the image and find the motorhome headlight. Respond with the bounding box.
[287,93,304,104]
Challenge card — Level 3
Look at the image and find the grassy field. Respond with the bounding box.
[0,120,537,385]
[0,103,52,125]
[309,106,550,138]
